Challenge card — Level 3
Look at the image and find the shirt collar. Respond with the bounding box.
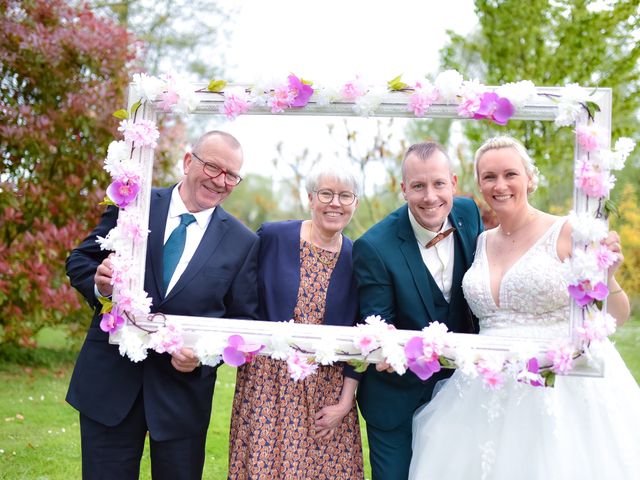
[407,208,452,247]
[168,182,215,229]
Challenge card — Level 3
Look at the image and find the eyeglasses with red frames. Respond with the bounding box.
[191,152,243,186]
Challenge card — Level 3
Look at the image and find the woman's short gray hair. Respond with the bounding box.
[304,160,363,196]
[474,136,540,193]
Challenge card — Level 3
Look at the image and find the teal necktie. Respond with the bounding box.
[163,213,196,291]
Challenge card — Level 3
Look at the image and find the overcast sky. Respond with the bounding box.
[204,0,478,177]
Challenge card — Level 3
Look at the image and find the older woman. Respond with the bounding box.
[408,136,640,480]
[228,161,364,479]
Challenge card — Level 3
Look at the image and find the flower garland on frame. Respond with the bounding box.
[97,70,635,386]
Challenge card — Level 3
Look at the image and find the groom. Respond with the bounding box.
[66,131,259,479]
[353,141,483,480]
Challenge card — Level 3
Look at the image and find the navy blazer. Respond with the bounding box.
[65,186,259,441]
[256,220,360,378]
[353,197,483,430]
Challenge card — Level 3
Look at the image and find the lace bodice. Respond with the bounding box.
[462,218,569,338]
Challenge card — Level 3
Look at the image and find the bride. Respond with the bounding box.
[409,136,640,480]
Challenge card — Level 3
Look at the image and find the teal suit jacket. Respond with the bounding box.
[353,197,483,430]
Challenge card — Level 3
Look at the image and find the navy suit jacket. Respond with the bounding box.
[66,186,259,441]
[256,220,360,378]
[353,197,483,430]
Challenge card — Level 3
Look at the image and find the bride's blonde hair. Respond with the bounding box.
[474,136,540,194]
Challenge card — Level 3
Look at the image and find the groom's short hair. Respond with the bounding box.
[401,141,452,179]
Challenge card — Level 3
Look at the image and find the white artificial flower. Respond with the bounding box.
[96,226,126,252]
[379,333,407,375]
[495,80,537,108]
[455,347,479,378]
[312,337,340,365]
[115,325,149,362]
[266,333,293,360]
[555,83,588,127]
[563,248,602,285]
[353,86,385,117]
[172,75,200,114]
[568,210,608,244]
[104,140,131,176]
[434,69,464,102]
[314,85,341,106]
[194,335,226,367]
[131,73,166,103]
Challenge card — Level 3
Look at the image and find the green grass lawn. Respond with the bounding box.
[1,315,638,480]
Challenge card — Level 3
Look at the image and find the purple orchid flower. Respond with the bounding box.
[288,74,314,107]
[404,336,442,381]
[222,335,264,367]
[107,180,140,207]
[100,311,124,334]
[473,92,515,126]
[568,280,608,307]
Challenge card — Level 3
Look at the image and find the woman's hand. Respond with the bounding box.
[603,231,624,278]
[313,400,353,441]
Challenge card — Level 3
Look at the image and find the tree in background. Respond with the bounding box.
[412,0,640,212]
[0,0,136,346]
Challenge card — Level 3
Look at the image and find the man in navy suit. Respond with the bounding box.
[66,131,259,479]
[353,142,483,480]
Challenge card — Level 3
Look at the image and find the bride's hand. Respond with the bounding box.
[603,231,624,276]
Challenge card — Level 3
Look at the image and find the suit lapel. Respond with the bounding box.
[396,208,439,323]
[147,187,173,301]
[448,206,473,268]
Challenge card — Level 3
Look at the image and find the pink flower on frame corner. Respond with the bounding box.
[546,344,574,374]
[287,74,314,107]
[100,310,124,334]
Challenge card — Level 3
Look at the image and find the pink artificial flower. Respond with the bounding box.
[476,360,505,390]
[457,96,482,117]
[267,85,295,113]
[404,336,441,381]
[149,323,184,354]
[220,91,250,120]
[574,161,615,197]
[546,344,574,374]
[286,351,318,381]
[106,180,140,207]
[222,335,264,367]
[354,333,379,356]
[577,310,616,342]
[516,357,545,387]
[407,83,439,117]
[473,92,515,126]
[288,74,314,107]
[568,280,609,307]
[576,124,605,152]
[594,244,619,270]
[118,119,160,149]
[341,77,366,101]
[100,310,125,334]
[158,89,179,110]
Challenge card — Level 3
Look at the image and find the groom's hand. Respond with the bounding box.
[171,347,200,373]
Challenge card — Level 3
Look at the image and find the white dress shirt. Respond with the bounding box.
[407,209,455,302]
[163,184,215,294]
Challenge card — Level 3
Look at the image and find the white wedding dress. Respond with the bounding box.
[409,218,640,480]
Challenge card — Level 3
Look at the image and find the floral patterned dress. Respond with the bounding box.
[227,239,363,480]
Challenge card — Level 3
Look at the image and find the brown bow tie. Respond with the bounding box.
[425,227,456,248]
